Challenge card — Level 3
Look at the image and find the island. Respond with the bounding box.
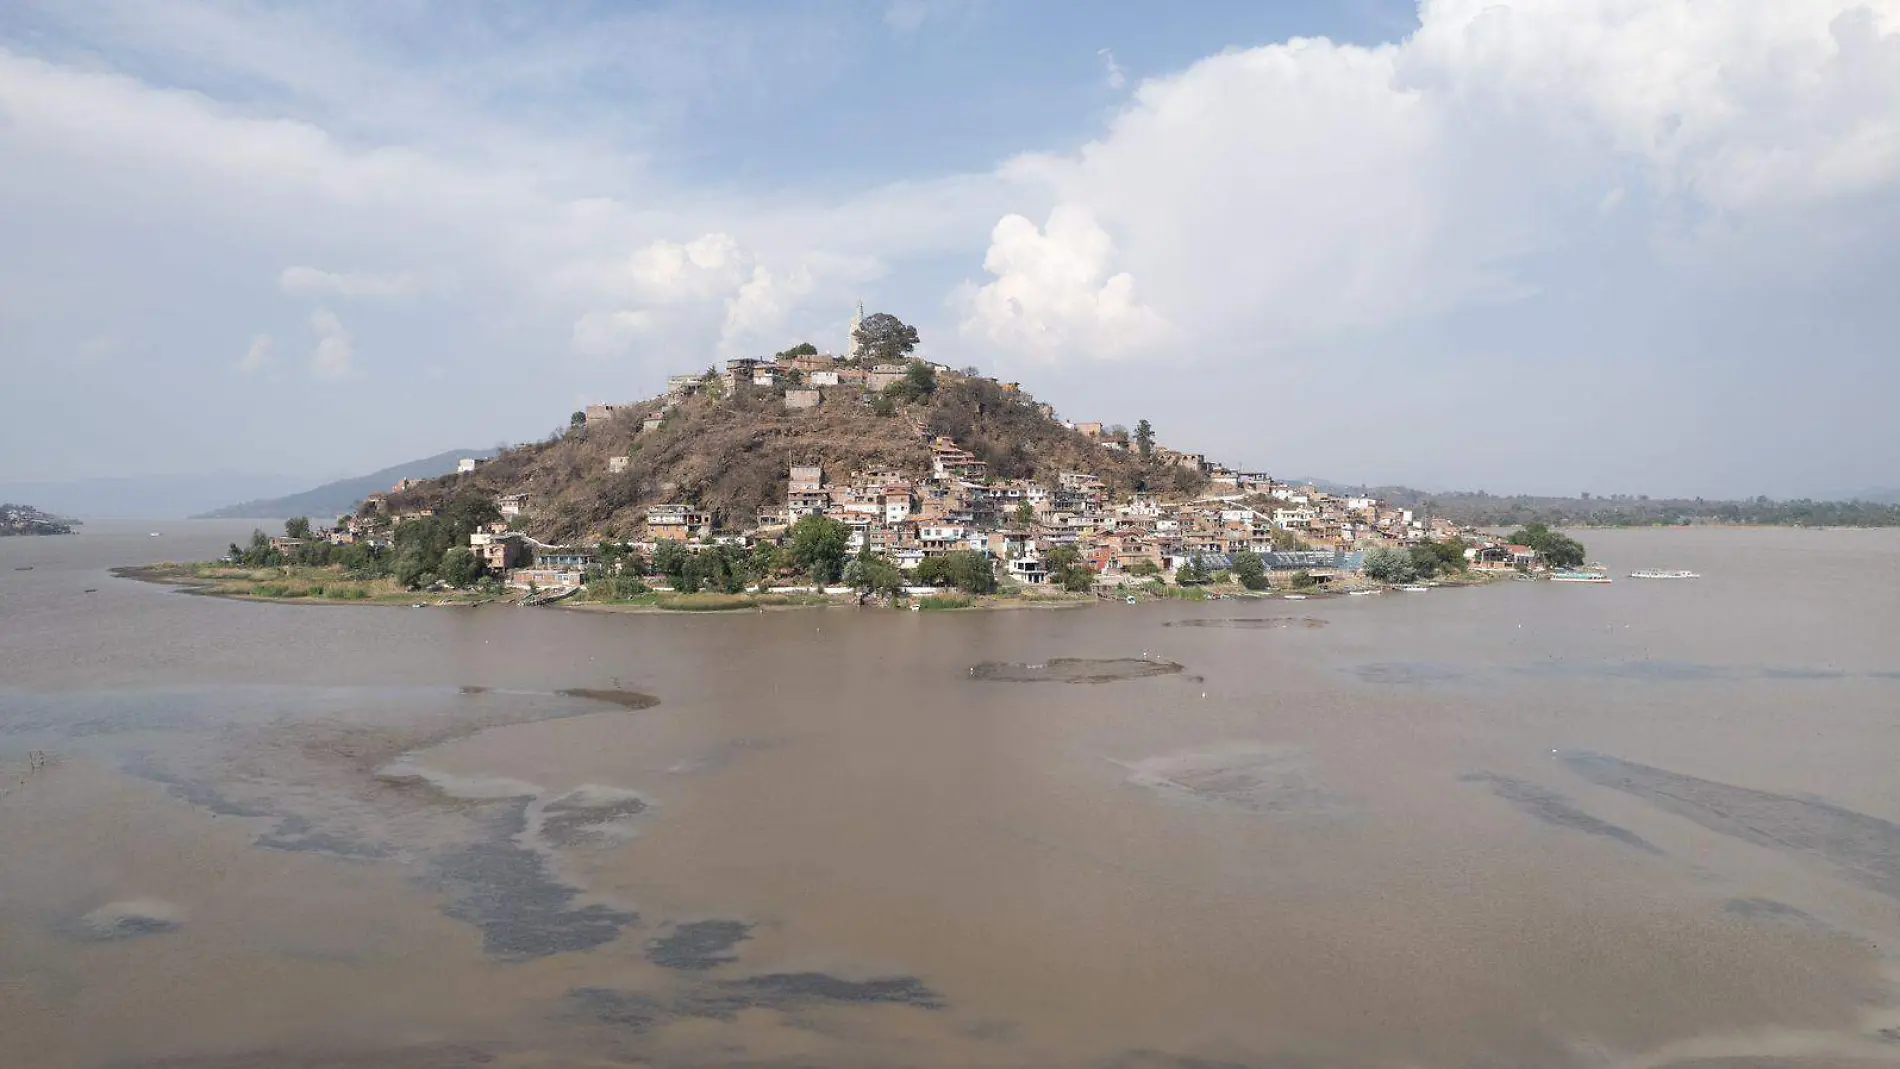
[120,310,1575,610]
[1,503,79,536]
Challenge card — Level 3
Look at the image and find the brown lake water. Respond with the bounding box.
[3,521,1900,1069]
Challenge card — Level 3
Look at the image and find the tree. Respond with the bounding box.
[853,312,920,365]
[1175,555,1211,585]
[1507,523,1587,569]
[1230,551,1268,591]
[284,517,312,540]
[1133,419,1155,458]
[846,551,905,598]
[1362,546,1418,584]
[653,541,690,587]
[1289,570,1319,591]
[570,410,586,429]
[787,514,850,584]
[1011,501,1036,527]
[440,546,482,587]
[1409,540,1467,579]
[916,550,996,595]
[775,342,818,360]
[1042,546,1096,593]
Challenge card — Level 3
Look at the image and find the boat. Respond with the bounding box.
[1284,594,1308,600]
[1629,569,1700,579]
[1550,571,1612,583]
[1400,585,1430,592]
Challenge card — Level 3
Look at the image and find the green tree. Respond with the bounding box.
[652,541,690,587]
[775,341,818,360]
[917,550,996,595]
[853,312,920,364]
[1230,551,1269,591]
[1011,501,1036,527]
[1133,419,1155,458]
[440,546,482,587]
[1362,547,1418,584]
[1042,546,1096,593]
[1289,569,1319,590]
[847,551,905,598]
[570,410,586,429]
[284,516,312,540]
[787,514,850,584]
[1507,523,1587,569]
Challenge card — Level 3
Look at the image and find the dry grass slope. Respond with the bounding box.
[385,376,1205,542]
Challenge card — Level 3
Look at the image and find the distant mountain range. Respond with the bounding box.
[191,449,495,520]
[0,472,303,521]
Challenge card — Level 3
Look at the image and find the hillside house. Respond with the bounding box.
[647,503,710,541]
[470,531,525,571]
[808,370,841,387]
[642,414,665,433]
[608,456,631,474]
[1074,422,1103,439]
[866,363,909,392]
[584,403,628,426]
[497,493,530,518]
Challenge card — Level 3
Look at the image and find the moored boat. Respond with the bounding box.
[1550,571,1612,583]
[1629,569,1700,579]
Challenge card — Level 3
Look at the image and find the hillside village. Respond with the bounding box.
[268,310,1553,601]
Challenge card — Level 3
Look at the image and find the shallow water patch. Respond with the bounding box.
[557,688,661,710]
[647,919,751,970]
[970,658,1183,684]
[1460,772,1660,854]
[428,802,639,959]
[69,899,181,941]
[1123,744,1340,817]
[569,970,943,1033]
[1562,751,1900,901]
[537,785,649,848]
[1165,617,1326,630]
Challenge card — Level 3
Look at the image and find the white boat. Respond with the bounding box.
[1283,594,1308,600]
[1400,585,1430,592]
[1629,569,1700,579]
[1550,571,1612,584]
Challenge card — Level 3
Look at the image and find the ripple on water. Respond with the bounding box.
[970,658,1184,684]
[1165,617,1327,630]
[1123,744,1342,817]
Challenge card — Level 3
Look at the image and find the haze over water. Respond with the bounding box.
[4,522,1900,1069]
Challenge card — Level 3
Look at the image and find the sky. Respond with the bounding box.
[3,0,1898,499]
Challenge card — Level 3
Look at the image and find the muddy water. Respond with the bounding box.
[4,522,1900,1068]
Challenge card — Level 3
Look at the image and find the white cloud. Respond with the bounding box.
[623,234,750,302]
[1098,48,1127,90]
[307,309,354,378]
[235,333,274,375]
[956,206,1167,359]
[965,0,1900,363]
[278,266,421,299]
[572,309,654,357]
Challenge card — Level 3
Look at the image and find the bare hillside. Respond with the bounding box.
[383,375,1203,542]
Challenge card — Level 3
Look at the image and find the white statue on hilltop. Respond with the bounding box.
[847,300,864,361]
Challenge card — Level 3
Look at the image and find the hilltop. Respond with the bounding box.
[383,368,1207,544]
[194,448,496,520]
